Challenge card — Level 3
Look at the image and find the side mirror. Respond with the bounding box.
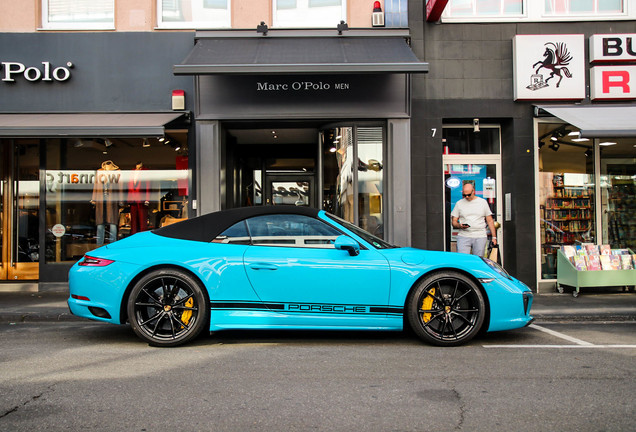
[334,235,360,256]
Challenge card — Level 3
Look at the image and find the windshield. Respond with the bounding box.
[325,213,396,249]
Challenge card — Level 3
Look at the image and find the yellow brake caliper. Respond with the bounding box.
[180,297,194,327]
[421,288,435,323]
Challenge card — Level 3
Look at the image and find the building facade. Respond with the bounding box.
[0,1,634,294]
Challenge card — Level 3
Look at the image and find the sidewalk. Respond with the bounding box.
[0,287,635,323]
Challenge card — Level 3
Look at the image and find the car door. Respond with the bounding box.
[242,214,391,320]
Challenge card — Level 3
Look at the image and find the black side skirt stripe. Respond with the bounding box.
[210,301,403,315]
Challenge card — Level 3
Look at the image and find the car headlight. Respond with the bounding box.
[481,257,511,280]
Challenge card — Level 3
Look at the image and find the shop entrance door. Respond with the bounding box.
[443,156,503,261]
[0,140,40,281]
[265,174,315,207]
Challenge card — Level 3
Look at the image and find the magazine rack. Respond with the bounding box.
[556,250,636,297]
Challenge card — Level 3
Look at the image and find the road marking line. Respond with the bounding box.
[529,323,594,346]
[483,345,636,349]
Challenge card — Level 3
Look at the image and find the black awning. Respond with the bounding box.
[174,36,428,75]
[0,113,184,137]
[536,104,636,138]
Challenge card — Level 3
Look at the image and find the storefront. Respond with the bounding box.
[173,29,428,247]
[0,32,195,288]
[513,33,636,291]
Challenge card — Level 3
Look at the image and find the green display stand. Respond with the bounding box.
[556,250,636,297]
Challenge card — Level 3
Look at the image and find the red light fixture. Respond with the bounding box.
[78,255,115,267]
[372,1,384,27]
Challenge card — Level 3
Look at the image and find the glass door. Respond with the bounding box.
[0,140,40,281]
[443,156,503,260]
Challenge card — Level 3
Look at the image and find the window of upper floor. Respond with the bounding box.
[158,0,231,29]
[273,0,347,28]
[42,0,115,30]
[441,0,635,22]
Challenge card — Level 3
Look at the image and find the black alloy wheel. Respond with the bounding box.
[407,271,485,347]
[127,269,209,347]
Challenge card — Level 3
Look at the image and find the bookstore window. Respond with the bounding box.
[158,0,231,29]
[45,133,189,263]
[273,0,346,28]
[538,123,595,279]
[42,0,114,30]
[600,138,636,251]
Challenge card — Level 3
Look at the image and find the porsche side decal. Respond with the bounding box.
[210,301,403,315]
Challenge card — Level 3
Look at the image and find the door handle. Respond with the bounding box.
[248,263,278,271]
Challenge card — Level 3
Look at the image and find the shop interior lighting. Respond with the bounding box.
[571,137,590,142]
[174,145,181,152]
[599,141,617,146]
[584,148,593,157]
[329,147,337,153]
[548,141,560,151]
[142,138,150,148]
[104,138,113,148]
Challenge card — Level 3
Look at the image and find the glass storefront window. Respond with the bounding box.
[15,142,40,265]
[538,123,595,279]
[357,127,384,239]
[45,133,189,263]
[322,127,354,223]
[322,125,385,239]
[600,139,636,250]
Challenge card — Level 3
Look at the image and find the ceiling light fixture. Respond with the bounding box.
[599,141,617,146]
[571,137,590,142]
[142,138,150,148]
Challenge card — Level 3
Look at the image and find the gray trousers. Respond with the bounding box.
[457,236,488,257]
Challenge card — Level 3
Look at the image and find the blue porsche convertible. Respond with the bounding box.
[68,206,533,347]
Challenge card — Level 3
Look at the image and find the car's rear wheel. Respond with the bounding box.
[127,269,208,347]
[407,271,485,347]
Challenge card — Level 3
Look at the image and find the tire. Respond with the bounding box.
[407,271,486,347]
[127,269,209,347]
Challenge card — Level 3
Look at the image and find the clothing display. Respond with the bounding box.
[128,162,150,234]
[92,160,122,245]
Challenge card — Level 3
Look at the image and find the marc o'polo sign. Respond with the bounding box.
[255,79,351,92]
[1,61,73,83]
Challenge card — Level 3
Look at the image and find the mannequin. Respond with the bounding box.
[92,160,122,246]
[128,161,150,234]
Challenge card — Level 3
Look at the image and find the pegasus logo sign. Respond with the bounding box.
[513,35,585,100]
[529,42,573,89]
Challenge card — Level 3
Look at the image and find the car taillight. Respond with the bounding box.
[79,255,114,267]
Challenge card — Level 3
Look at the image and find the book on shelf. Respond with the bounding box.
[585,244,599,255]
[610,254,622,270]
[621,255,634,270]
[600,245,612,255]
[573,255,587,271]
[600,255,613,271]
[586,255,601,271]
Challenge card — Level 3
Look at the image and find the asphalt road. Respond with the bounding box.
[0,321,634,431]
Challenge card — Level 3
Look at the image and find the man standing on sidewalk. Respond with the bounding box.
[451,182,497,256]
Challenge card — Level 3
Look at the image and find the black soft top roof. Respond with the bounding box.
[153,205,320,242]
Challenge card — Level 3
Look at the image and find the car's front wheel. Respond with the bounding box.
[407,271,485,347]
[127,268,208,347]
